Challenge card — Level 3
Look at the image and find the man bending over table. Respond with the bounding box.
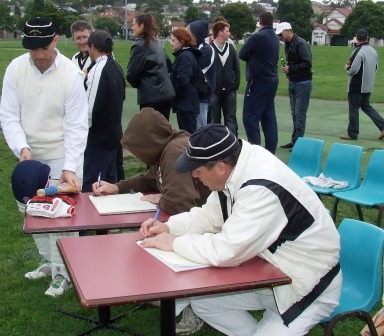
[140,124,342,336]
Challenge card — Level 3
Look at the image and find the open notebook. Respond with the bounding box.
[89,193,157,215]
[137,241,210,272]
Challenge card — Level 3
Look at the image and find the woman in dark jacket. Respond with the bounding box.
[126,14,175,120]
[171,28,200,134]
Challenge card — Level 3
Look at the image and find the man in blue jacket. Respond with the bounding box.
[188,20,216,129]
[239,12,280,154]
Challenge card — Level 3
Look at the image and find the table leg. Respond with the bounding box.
[58,305,144,335]
[160,299,176,336]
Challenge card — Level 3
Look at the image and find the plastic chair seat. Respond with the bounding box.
[320,219,384,335]
[288,137,324,178]
[332,150,384,225]
[307,143,363,196]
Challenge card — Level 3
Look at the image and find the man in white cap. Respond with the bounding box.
[276,22,312,150]
[139,124,341,335]
[0,17,88,296]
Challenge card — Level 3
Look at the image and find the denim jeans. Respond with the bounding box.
[288,80,312,144]
[347,92,384,139]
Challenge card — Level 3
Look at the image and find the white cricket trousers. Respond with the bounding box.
[176,271,342,336]
[32,158,82,281]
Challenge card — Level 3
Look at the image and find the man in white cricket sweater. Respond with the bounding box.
[0,17,88,296]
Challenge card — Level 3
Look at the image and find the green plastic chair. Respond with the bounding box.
[321,218,384,336]
[288,137,324,178]
[332,150,384,226]
[307,143,363,196]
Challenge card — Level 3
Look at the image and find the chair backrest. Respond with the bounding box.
[323,143,362,189]
[359,150,384,195]
[331,218,384,317]
[287,137,324,178]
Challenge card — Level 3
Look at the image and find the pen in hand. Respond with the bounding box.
[152,208,160,228]
[93,172,101,196]
[96,172,101,189]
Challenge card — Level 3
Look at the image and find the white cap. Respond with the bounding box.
[275,22,292,35]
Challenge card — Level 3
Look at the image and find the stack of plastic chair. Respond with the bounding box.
[321,218,384,335]
[287,137,324,178]
[332,150,384,226]
[306,143,363,196]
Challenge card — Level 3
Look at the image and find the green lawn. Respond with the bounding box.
[0,39,383,335]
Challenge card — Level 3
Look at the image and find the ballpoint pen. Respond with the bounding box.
[152,208,160,227]
[96,172,101,189]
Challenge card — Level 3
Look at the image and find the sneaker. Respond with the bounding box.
[280,142,294,149]
[25,261,52,280]
[379,130,384,140]
[176,306,204,335]
[45,275,72,297]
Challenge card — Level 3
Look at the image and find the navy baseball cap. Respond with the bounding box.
[11,160,50,204]
[175,124,240,173]
[22,17,56,49]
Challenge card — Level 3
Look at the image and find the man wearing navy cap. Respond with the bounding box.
[139,124,341,335]
[340,28,384,141]
[0,17,88,296]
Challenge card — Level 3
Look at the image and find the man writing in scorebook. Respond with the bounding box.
[139,124,342,336]
[92,108,210,215]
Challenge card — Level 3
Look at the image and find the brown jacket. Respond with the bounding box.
[116,108,210,215]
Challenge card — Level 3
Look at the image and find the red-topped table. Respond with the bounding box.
[23,192,169,234]
[58,231,291,336]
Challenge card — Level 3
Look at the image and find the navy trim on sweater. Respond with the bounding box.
[240,179,314,253]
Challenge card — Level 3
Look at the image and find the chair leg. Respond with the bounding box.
[332,199,340,222]
[356,204,364,221]
[378,205,384,227]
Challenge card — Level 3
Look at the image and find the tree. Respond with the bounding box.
[93,17,120,36]
[219,3,255,41]
[250,2,266,18]
[184,5,207,25]
[340,1,384,39]
[276,0,314,41]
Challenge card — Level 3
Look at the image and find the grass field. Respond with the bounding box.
[0,39,383,335]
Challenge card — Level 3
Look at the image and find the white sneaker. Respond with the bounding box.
[176,306,204,335]
[25,261,52,280]
[45,275,72,297]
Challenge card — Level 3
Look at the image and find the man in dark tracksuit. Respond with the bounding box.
[210,20,240,137]
[239,12,280,154]
[340,28,384,141]
[276,22,312,149]
[83,30,126,192]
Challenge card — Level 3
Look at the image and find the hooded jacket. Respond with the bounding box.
[116,108,210,215]
[188,20,216,102]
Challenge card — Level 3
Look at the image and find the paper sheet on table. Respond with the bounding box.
[89,193,157,215]
[136,240,210,272]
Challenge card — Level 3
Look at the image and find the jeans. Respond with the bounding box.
[347,92,384,138]
[211,90,238,137]
[243,79,279,154]
[196,103,208,130]
[288,80,312,144]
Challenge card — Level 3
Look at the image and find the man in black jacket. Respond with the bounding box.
[276,22,312,149]
[210,21,240,136]
[82,30,126,192]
